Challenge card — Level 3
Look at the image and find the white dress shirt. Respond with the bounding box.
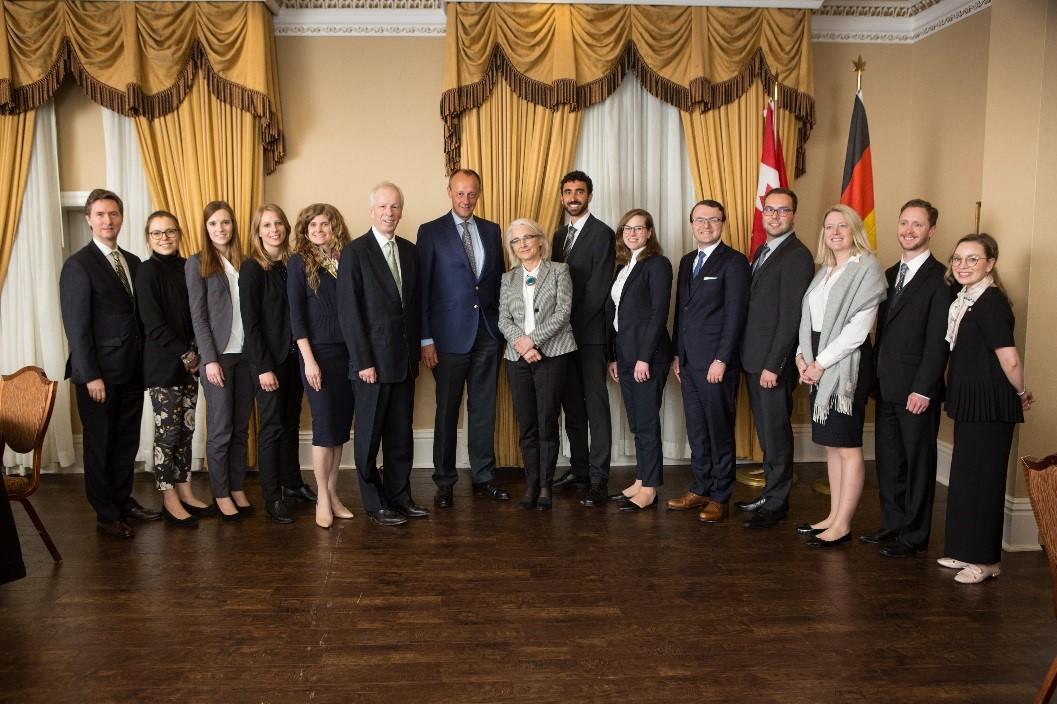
[897,249,932,288]
[610,247,644,333]
[93,238,134,296]
[372,226,402,283]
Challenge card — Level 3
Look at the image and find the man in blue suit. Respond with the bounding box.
[418,169,510,507]
[669,200,750,524]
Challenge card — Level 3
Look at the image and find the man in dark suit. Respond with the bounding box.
[669,200,750,523]
[339,182,428,527]
[862,199,953,556]
[59,189,159,538]
[550,171,616,506]
[418,169,509,507]
[738,188,815,528]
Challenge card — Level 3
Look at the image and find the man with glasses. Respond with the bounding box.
[550,171,616,507]
[861,199,953,556]
[668,200,750,523]
[738,188,814,528]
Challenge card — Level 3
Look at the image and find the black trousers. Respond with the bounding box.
[354,377,415,513]
[875,398,941,549]
[559,343,611,485]
[431,325,501,487]
[943,420,1014,565]
[681,362,738,503]
[617,360,667,488]
[745,369,797,509]
[254,355,305,504]
[508,354,568,492]
[75,380,144,523]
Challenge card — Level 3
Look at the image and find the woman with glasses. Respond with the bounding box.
[186,201,255,521]
[606,209,673,512]
[497,218,577,510]
[939,233,1033,584]
[794,205,886,547]
[136,211,213,526]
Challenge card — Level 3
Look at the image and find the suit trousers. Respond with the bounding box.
[681,362,738,503]
[254,355,305,504]
[508,354,568,492]
[432,325,501,487]
[75,379,144,523]
[618,360,668,488]
[559,343,612,485]
[200,353,253,498]
[354,377,415,513]
[745,369,797,509]
[875,398,941,549]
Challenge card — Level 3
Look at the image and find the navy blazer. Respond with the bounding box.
[287,253,344,346]
[673,242,751,371]
[606,253,673,366]
[417,212,503,354]
[59,242,142,385]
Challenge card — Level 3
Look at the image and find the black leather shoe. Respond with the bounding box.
[795,523,823,536]
[161,507,199,528]
[367,509,408,526]
[181,501,218,518]
[744,507,787,528]
[96,520,134,538]
[807,533,852,548]
[234,502,255,516]
[880,542,920,558]
[580,485,608,507]
[735,495,767,512]
[608,491,630,502]
[518,495,537,510]
[266,500,294,524]
[859,528,898,544]
[536,496,552,511]
[216,502,242,522]
[553,471,589,489]
[124,500,161,522]
[434,486,454,508]
[394,503,430,518]
[472,482,510,501]
[619,498,657,512]
[282,484,318,503]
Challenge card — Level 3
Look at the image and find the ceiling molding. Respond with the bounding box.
[812,0,990,43]
[274,7,445,35]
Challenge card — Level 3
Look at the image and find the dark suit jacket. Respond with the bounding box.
[59,242,142,385]
[417,212,502,354]
[673,242,751,370]
[338,232,421,384]
[606,253,673,366]
[287,253,344,346]
[552,213,616,345]
[740,234,815,375]
[239,258,293,374]
[875,255,953,404]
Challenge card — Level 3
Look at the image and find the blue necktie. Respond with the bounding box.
[692,250,706,278]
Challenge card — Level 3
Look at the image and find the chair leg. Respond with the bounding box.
[1037,652,1057,704]
[18,498,62,564]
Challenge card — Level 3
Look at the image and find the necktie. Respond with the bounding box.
[692,250,706,278]
[460,220,478,278]
[110,251,132,298]
[386,240,403,302]
[894,262,909,296]
[564,224,577,255]
[752,244,771,275]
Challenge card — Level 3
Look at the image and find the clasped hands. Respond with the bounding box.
[514,335,542,363]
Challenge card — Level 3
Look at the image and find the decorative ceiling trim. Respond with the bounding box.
[812,0,990,43]
[274,8,445,35]
[814,1,942,19]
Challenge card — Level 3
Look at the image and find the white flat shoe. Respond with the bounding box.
[937,557,970,569]
[954,564,1001,584]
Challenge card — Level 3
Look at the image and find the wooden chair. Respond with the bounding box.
[1022,453,1057,704]
[0,366,60,563]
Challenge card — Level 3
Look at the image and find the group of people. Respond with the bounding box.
[57,169,1033,587]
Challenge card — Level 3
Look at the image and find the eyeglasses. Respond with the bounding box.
[691,217,723,226]
[762,206,793,217]
[622,225,649,234]
[510,234,541,248]
[148,229,180,240]
[949,254,989,267]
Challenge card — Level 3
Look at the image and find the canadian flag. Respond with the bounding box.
[750,100,788,259]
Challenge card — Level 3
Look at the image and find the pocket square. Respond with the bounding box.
[700,276,718,280]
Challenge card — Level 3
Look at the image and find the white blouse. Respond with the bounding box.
[221,256,245,355]
[804,255,877,369]
[610,247,644,333]
[521,263,541,335]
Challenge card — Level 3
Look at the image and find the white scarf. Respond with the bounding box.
[946,275,993,349]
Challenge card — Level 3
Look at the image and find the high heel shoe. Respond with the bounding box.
[215,501,241,522]
[316,508,334,529]
[234,502,255,516]
[619,497,657,512]
[517,495,537,510]
[162,507,199,528]
[182,501,218,518]
[536,497,552,511]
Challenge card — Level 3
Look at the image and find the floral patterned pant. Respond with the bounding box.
[149,384,197,491]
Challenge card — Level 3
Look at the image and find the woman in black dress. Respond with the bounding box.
[939,233,1033,584]
[240,204,315,525]
[288,203,355,529]
[135,211,213,526]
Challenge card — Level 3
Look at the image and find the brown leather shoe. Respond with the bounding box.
[698,501,729,523]
[666,491,710,511]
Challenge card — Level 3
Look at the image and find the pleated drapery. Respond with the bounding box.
[0,111,34,289]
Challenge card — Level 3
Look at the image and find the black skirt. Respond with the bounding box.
[810,331,872,448]
[299,342,354,447]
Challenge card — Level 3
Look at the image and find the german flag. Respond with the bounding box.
[840,91,876,247]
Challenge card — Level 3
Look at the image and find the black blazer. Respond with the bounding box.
[875,255,954,403]
[673,242,750,371]
[239,257,293,374]
[739,234,815,375]
[606,253,673,366]
[337,232,421,384]
[59,242,142,385]
[135,253,196,388]
[552,213,616,345]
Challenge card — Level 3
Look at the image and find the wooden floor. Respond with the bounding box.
[1,463,1054,703]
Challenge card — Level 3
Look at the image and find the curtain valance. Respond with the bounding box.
[0,1,284,172]
[442,3,815,176]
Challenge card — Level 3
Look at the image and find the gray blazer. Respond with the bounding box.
[498,259,577,362]
[185,253,236,366]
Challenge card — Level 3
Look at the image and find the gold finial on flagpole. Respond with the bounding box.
[852,55,867,92]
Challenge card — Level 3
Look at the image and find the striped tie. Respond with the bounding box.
[111,251,132,298]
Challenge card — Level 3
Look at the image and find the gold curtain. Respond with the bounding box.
[459,79,583,466]
[0,110,34,288]
[0,1,284,172]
